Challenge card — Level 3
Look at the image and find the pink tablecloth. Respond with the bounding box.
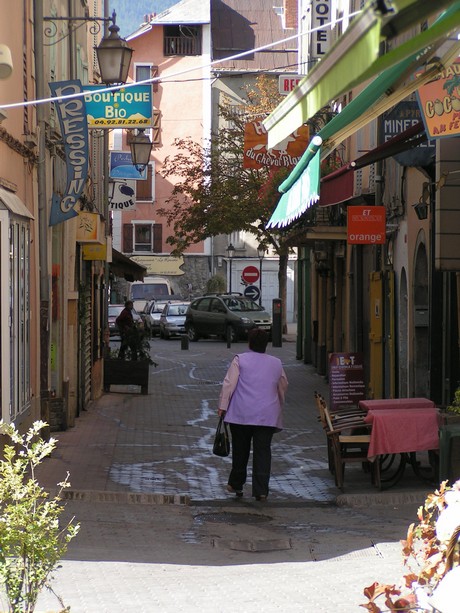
[364,408,440,458]
[359,398,436,412]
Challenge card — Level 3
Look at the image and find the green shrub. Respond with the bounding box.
[0,421,79,612]
[447,387,460,415]
[205,275,226,294]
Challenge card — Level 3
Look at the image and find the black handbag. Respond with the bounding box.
[213,416,230,457]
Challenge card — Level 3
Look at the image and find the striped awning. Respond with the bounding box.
[264,0,460,149]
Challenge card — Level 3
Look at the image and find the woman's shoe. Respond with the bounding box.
[226,484,243,498]
[255,495,267,501]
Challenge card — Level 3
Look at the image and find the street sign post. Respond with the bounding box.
[244,285,260,301]
[241,265,260,284]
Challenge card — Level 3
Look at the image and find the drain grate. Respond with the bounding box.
[212,538,292,552]
[194,511,271,525]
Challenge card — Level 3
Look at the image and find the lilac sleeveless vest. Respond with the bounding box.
[224,351,283,429]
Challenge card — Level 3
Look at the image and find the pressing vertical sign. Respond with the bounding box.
[347,206,386,245]
[329,353,366,411]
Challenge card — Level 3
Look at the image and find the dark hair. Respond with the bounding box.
[248,328,268,353]
[125,300,133,308]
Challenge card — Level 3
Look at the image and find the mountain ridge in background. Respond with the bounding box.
[111,0,179,37]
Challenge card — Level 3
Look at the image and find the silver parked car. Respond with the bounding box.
[159,302,190,339]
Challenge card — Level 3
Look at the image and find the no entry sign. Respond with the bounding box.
[242,265,260,284]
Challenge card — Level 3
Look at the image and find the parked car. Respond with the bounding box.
[142,299,183,337]
[185,294,272,342]
[159,302,190,339]
[108,304,143,337]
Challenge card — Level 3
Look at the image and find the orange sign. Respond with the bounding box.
[243,121,309,170]
[347,206,386,245]
[416,59,460,138]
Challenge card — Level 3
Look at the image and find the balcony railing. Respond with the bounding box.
[164,36,201,56]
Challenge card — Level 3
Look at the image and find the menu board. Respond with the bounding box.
[329,353,366,410]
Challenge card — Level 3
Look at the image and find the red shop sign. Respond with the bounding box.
[347,205,386,245]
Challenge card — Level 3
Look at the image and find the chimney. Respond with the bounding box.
[283,0,298,29]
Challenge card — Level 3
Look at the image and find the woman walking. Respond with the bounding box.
[218,328,288,501]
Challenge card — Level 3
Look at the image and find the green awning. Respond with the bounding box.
[266,139,321,229]
[264,0,460,149]
[267,39,460,228]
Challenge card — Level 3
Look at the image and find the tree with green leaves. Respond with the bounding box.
[158,75,297,329]
[0,421,79,612]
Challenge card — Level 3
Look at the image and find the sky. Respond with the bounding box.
[112,0,179,37]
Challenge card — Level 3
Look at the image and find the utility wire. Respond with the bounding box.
[0,11,361,110]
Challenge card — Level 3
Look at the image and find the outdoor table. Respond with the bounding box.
[364,407,440,458]
[364,407,441,489]
[359,397,436,412]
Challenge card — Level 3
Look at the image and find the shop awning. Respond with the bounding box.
[0,186,34,219]
[319,165,356,207]
[353,122,428,168]
[317,122,427,207]
[264,0,460,149]
[266,38,460,228]
[110,249,146,282]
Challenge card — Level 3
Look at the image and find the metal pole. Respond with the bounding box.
[259,257,263,305]
[34,0,51,434]
[229,258,233,293]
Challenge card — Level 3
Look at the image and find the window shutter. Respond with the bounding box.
[152,110,161,145]
[153,224,163,253]
[136,165,153,201]
[123,223,133,253]
[152,65,159,93]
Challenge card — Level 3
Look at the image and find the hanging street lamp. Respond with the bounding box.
[129,129,153,172]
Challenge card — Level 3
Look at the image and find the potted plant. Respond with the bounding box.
[361,480,460,612]
[104,325,157,395]
[442,387,460,424]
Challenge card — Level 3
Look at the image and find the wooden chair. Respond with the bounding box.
[315,392,378,489]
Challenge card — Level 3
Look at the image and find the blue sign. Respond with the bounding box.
[110,151,148,180]
[244,285,260,301]
[49,80,88,226]
[83,85,153,128]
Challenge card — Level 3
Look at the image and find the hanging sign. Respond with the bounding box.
[48,80,88,226]
[108,180,137,211]
[416,58,460,138]
[278,75,303,95]
[109,151,147,180]
[243,121,309,169]
[347,206,386,245]
[83,85,153,128]
[311,0,332,60]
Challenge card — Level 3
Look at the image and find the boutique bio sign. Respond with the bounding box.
[83,85,153,128]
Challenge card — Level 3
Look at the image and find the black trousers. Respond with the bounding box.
[228,423,275,497]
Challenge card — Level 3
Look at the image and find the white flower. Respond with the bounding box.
[436,503,460,543]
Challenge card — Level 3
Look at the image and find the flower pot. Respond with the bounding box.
[440,411,460,426]
[103,358,150,394]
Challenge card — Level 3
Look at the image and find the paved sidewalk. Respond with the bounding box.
[30,334,434,612]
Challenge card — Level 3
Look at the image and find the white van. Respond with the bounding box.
[130,276,174,312]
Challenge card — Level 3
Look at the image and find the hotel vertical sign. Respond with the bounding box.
[311,0,331,61]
